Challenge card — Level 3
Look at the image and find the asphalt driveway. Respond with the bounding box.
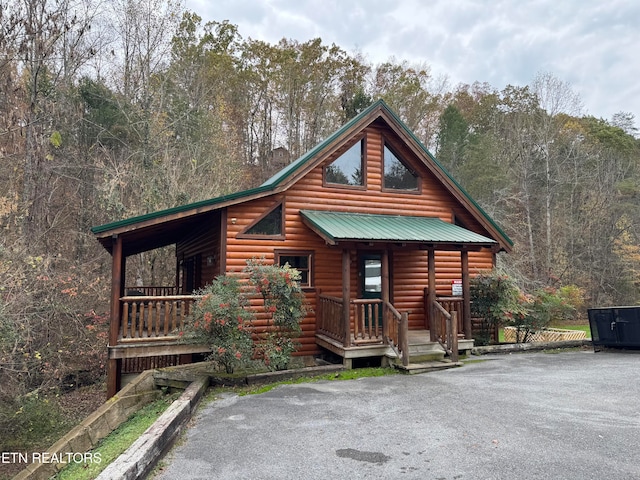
[154,350,640,480]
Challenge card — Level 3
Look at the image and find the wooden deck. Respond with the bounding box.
[316,329,474,368]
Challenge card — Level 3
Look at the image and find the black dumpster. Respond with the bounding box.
[588,306,640,350]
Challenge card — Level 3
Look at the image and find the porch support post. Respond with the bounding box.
[175,249,180,295]
[342,248,351,347]
[381,250,390,340]
[461,250,472,340]
[107,235,124,398]
[428,248,436,342]
[381,250,390,303]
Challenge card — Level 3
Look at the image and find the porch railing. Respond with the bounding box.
[126,286,178,296]
[317,294,408,365]
[317,294,345,344]
[352,299,383,343]
[433,296,464,339]
[119,295,198,342]
[383,300,409,366]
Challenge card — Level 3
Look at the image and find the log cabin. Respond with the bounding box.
[92,100,512,397]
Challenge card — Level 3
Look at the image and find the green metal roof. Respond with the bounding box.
[299,210,498,246]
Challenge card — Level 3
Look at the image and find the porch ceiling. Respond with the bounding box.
[94,211,216,256]
[299,210,498,249]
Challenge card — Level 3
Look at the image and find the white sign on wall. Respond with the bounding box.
[452,279,462,296]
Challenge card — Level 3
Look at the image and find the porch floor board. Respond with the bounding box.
[109,341,211,359]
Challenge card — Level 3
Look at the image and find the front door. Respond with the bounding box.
[360,253,383,327]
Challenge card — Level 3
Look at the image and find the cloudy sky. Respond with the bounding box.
[186,0,639,126]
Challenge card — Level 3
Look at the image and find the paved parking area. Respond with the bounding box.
[154,350,640,479]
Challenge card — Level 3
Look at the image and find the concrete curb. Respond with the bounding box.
[95,376,209,480]
[472,339,592,355]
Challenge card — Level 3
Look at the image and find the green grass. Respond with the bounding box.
[197,366,398,400]
[498,328,505,343]
[238,366,398,396]
[53,393,178,480]
[0,395,73,453]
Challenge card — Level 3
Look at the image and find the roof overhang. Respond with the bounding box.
[93,210,219,256]
[299,210,498,250]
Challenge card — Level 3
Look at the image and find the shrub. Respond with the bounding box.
[182,260,307,372]
[0,393,72,452]
[245,259,306,371]
[182,276,255,374]
[0,250,108,399]
[470,270,526,345]
[471,270,586,344]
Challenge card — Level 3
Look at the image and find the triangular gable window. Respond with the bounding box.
[383,144,419,191]
[325,139,364,187]
[242,203,283,237]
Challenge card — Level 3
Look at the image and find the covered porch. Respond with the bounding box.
[98,211,222,397]
[300,210,499,367]
[314,267,475,368]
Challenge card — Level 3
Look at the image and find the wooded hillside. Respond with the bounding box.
[1,0,639,400]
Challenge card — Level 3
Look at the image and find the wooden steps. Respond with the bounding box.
[394,360,463,375]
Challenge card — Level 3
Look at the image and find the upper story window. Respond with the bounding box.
[383,144,419,191]
[325,139,364,187]
[240,203,284,238]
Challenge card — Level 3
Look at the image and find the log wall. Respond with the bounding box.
[177,210,223,291]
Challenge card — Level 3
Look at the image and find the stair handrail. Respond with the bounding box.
[433,300,459,362]
[384,301,409,366]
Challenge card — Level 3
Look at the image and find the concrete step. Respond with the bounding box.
[409,339,475,355]
[408,341,444,352]
[409,351,446,363]
[408,342,446,362]
[395,360,463,375]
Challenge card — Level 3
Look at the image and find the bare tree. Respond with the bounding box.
[1,0,97,251]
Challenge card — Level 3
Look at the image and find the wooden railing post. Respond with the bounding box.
[461,250,472,340]
[107,234,123,398]
[382,302,389,342]
[400,312,409,366]
[316,289,323,333]
[450,311,459,363]
[381,250,390,340]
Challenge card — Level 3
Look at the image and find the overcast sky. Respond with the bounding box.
[185,0,639,127]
